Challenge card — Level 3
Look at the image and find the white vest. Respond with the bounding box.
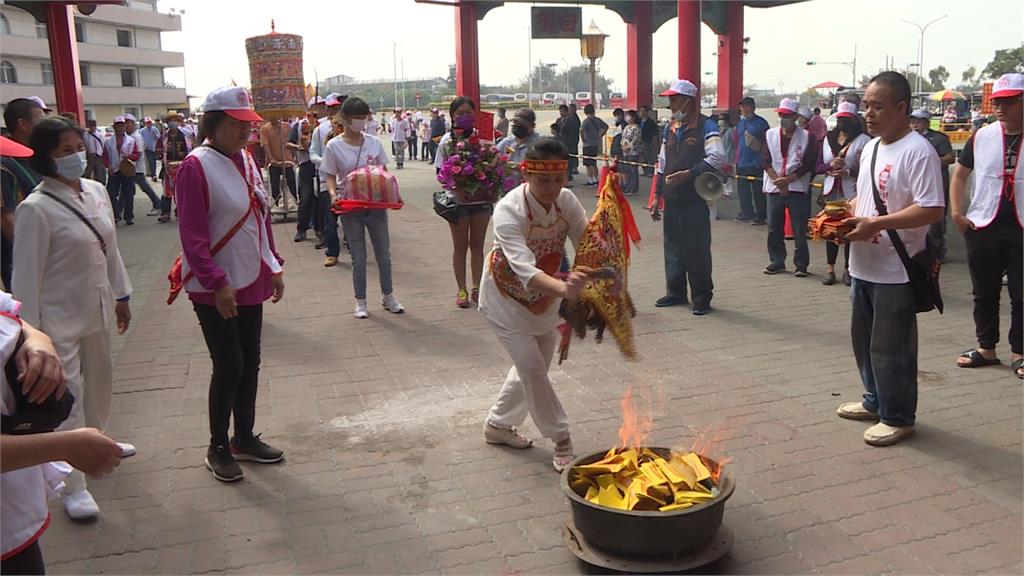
[181,147,281,293]
[822,133,871,200]
[966,122,1024,228]
[763,126,810,194]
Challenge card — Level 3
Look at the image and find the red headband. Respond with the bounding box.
[521,159,568,173]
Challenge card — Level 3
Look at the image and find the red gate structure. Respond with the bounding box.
[418,0,801,113]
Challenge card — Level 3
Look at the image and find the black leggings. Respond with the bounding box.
[826,242,850,267]
[2,540,45,575]
[193,302,263,447]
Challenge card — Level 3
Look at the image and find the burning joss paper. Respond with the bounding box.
[571,449,725,512]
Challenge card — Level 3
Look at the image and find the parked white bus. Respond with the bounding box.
[575,91,604,109]
[542,92,573,105]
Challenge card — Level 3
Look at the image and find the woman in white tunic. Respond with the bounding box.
[479,137,592,471]
[12,116,134,520]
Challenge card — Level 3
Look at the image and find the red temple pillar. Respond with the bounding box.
[626,1,653,110]
[716,1,744,114]
[676,0,700,82]
[454,1,480,106]
[45,3,83,124]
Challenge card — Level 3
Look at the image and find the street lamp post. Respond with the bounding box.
[580,21,608,109]
[806,45,858,88]
[901,15,947,94]
[561,58,570,98]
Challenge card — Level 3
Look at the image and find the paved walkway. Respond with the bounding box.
[42,160,1022,575]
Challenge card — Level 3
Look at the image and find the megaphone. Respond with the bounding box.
[826,113,839,131]
[694,171,725,202]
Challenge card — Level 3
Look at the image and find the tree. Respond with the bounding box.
[982,44,1024,78]
[446,64,456,89]
[927,65,949,89]
[961,65,977,84]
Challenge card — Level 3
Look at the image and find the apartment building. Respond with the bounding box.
[0,0,187,126]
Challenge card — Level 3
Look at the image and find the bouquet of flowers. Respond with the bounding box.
[437,134,516,204]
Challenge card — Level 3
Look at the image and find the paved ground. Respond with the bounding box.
[41,159,1022,575]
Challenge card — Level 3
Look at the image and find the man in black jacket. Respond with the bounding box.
[428,108,446,163]
[558,104,581,182]
[639,104,659,176]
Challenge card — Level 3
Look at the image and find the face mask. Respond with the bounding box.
[167,121,179,129]
[780,117,797,130]
[718,121,727,130]
[55,151,86,180]
[349,118,367,132]
[454,114,475,133]
[511,123,531,139]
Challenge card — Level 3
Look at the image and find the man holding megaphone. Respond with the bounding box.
[649,79,730,316]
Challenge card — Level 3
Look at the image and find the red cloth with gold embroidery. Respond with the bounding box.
[559,163,641,363]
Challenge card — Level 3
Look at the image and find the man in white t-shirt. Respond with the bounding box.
[389,108,410,169]
[836,72,945,447]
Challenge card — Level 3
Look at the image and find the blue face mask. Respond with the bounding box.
[55,151,86,180]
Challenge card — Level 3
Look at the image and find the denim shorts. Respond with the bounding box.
[454,203,494,222]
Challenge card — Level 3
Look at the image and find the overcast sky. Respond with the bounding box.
[159,0,1022,101]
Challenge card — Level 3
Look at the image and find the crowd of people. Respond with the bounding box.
[0,70,1021,573]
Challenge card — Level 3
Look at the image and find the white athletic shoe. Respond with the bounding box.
[354,299,369,319]
[63,489,100,520]
[116,442,136,457]
[382,293,404,314]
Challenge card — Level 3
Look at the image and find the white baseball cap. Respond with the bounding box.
[203,86,263,122]
[308,96,326,107]
[835,101,858,118]
[27,96,52,112]
[797,105,813,120]
[910,107,932,120]
[124,113,137,122]
[144,116,153,122]
[112,115,126,124]
[777,98,799,115]
[659,79,698,98]
[991,73,1024,99]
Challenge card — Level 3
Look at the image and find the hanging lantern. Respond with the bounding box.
[245,20,305,121]
[580,21,608,61]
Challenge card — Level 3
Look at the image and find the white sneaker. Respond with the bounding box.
[382,293,404,314]
[63,489,100,520]
[553,438,575,472]
[836,401,880,421]
[354,299,369,319]
[116,442,136,458]
[864,422,915,446]
[483,421,532,449]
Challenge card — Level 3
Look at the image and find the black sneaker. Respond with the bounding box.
[230,434,284,464]
[763,263,786,275]
[843,271,852,286]
[293,231,307,242]
[205,445,243,482]
[655,295,689,308]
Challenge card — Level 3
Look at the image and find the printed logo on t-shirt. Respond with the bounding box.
[871,163,895,244]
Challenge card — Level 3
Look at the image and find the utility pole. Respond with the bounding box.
[901,16,947,93]
[392,42,398,107]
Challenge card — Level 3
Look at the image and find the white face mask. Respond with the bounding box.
[167,121,179,129]
[55,151,86,180]
[349,118,367,132]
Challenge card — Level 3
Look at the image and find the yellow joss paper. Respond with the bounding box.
[585,485,599,502]
[673,490,715,502]
[597,483,628,509]
[639,461,668,486]
[571,475,595,494]
[620,448,639,472]
[633,492,663,511]
[575,459,627,476]
[659,502,694,512]
[681,452,712,482]
[647,484,672,504]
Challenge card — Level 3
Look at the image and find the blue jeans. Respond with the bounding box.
[134,173,160,210]
[339,210,393,300]
[767,192,810,270]
[850,278,918,427]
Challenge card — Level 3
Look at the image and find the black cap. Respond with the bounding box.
[738,97,756,107]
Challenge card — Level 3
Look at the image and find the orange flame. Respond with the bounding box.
[690,428,731,484]
[617,384,653,448]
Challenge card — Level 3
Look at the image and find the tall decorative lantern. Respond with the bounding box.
[245,20,305,120]
[580,21,608,110]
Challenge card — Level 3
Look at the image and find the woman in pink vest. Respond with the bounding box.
[175,87,286,483]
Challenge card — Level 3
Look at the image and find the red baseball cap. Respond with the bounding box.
[990,73,1024,99]
[203,86,263,122]
[1,135,33,158]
